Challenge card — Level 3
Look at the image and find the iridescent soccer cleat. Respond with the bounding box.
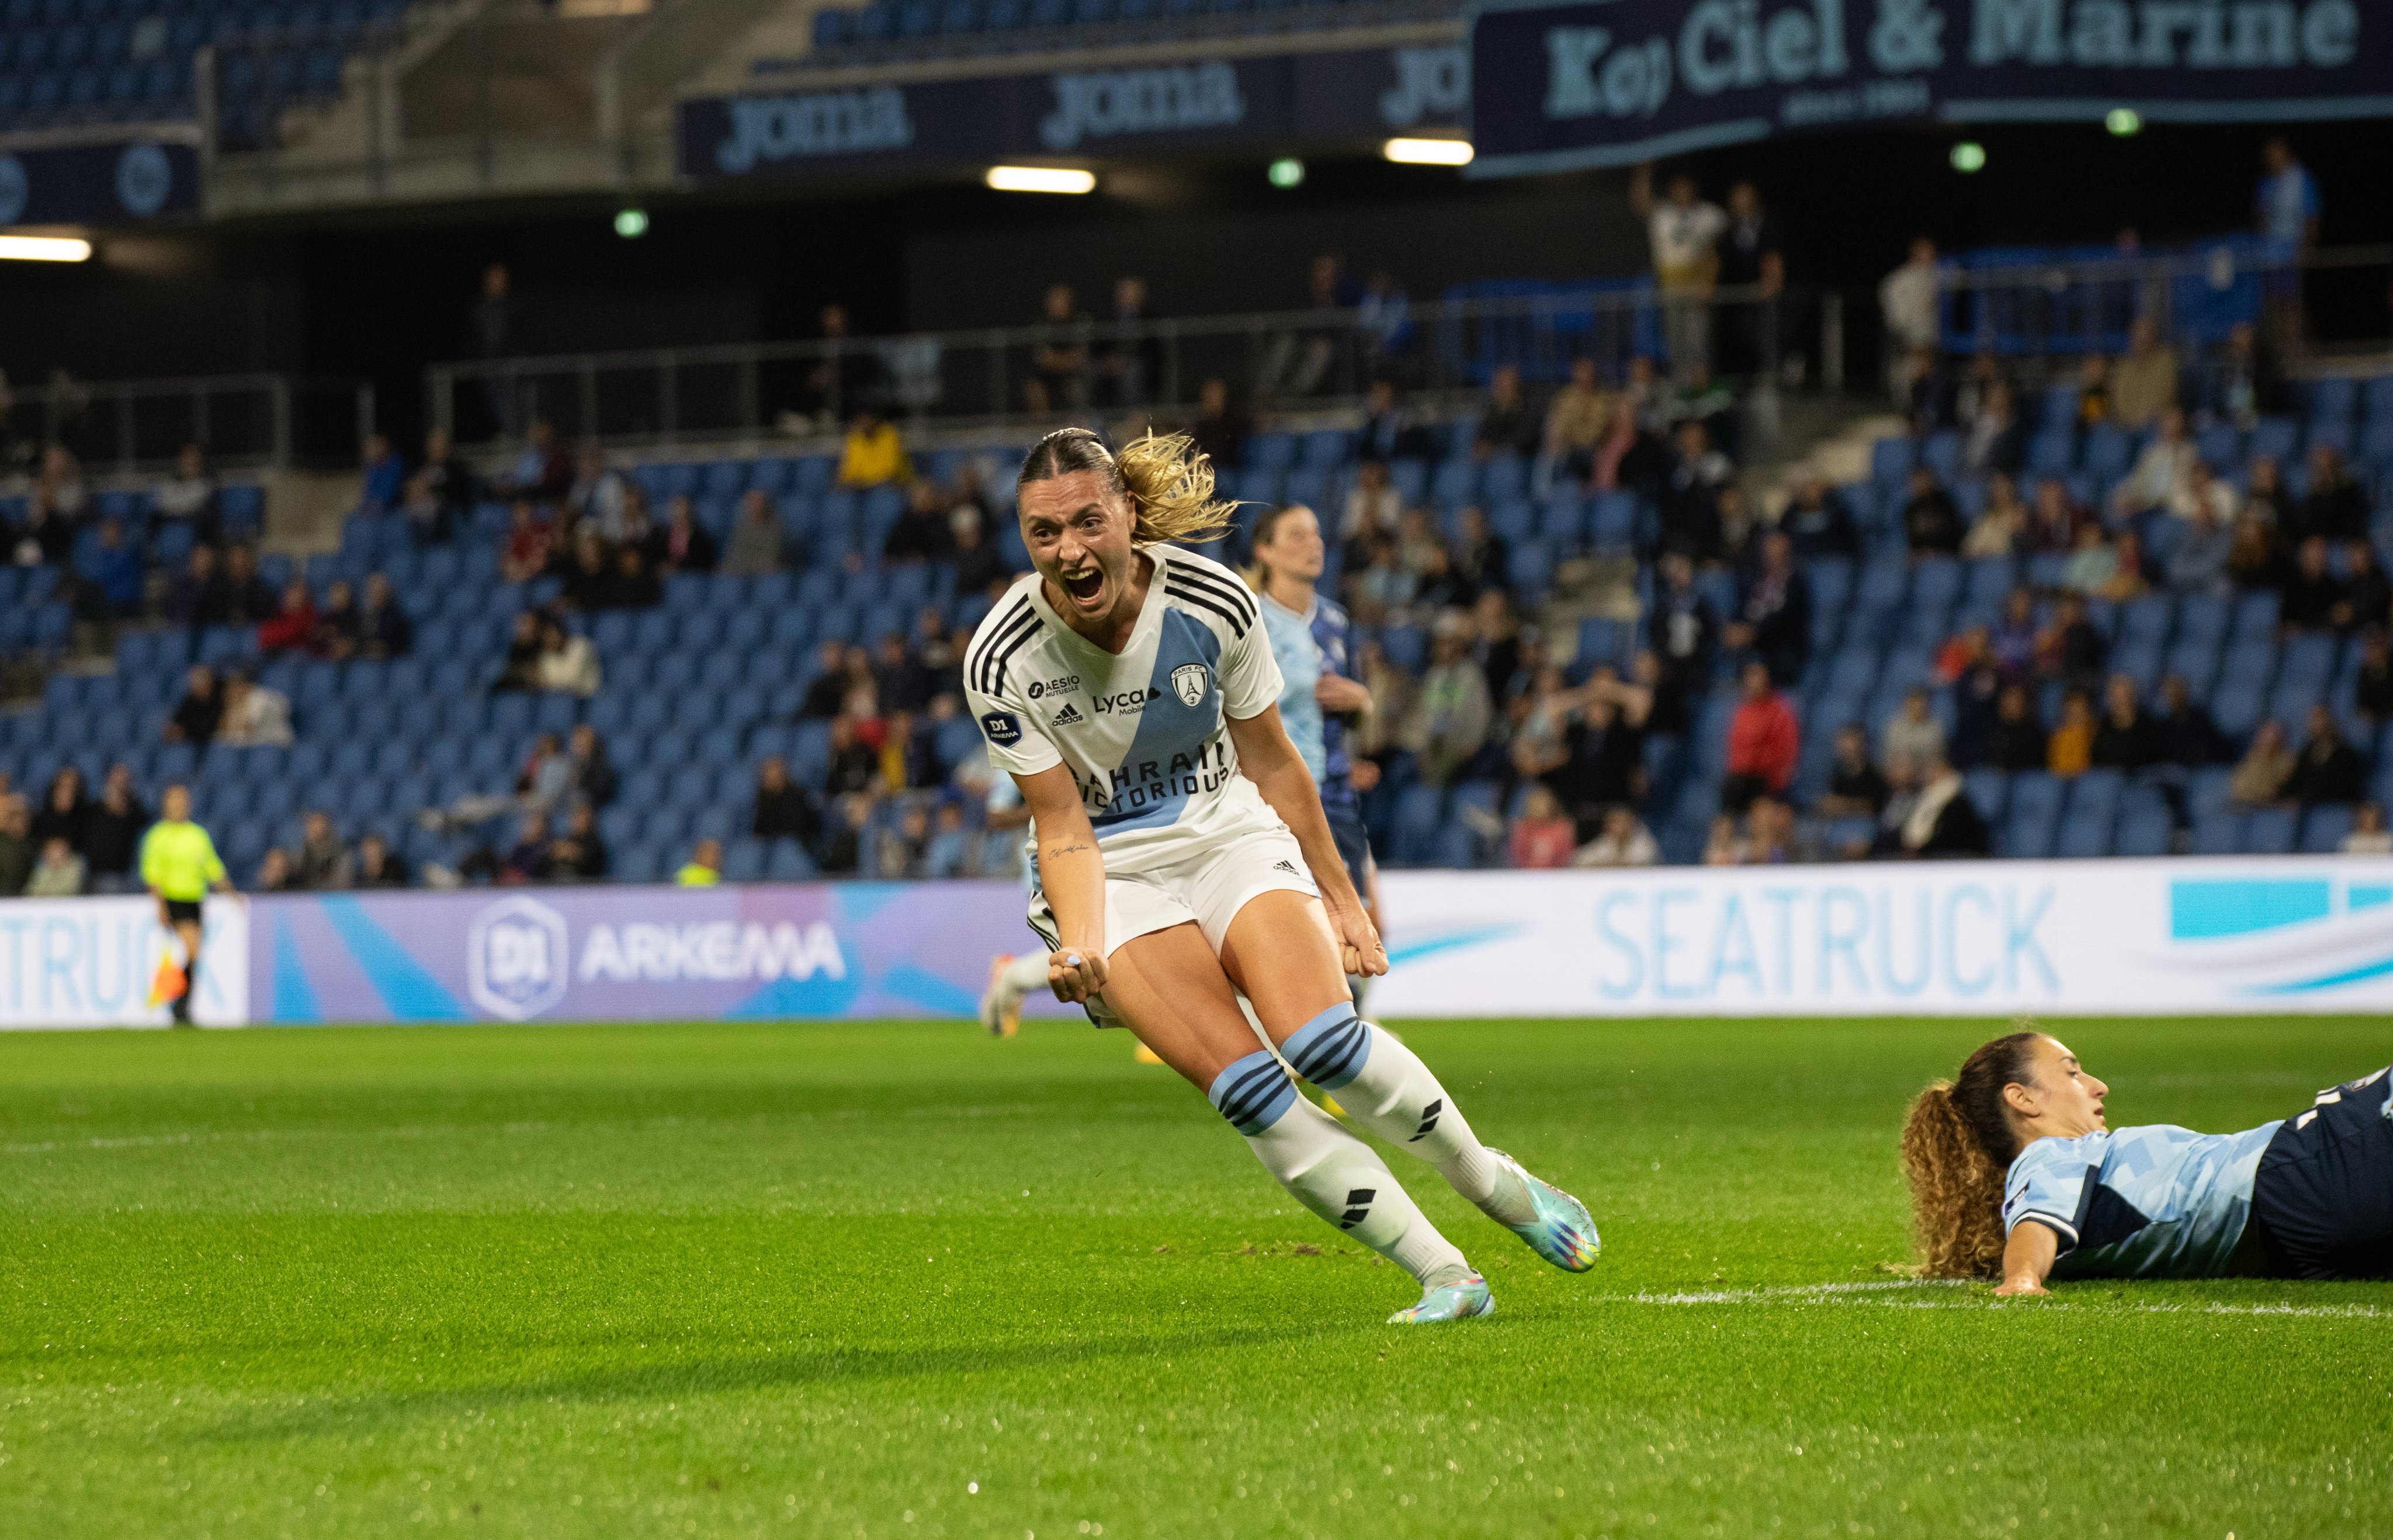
[1489,1149,1600,1272]
[1387,1273,1494,1325]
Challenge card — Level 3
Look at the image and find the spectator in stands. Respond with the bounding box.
[818,795,871,876]
[2289,705,2366,806]
[800,304,885,425]
[216,670,293,748]
[30,766,89,855]
[11,485,78,567]
[516,733,574,814]
[220,545,276,625]
[532,618,599,696]
[1659,421,1733,561]
[2231,719,2298,807]
[1337,460,1402,543]
[165,545,228,628]
[567,724,617,809]
[1188,377,1250,470]
[2061,523,2122,597]
[1547,668,1652,835]
[723,488,785,576]
[547,803,609,882]
[648,497,718,575]
[1088,276,1159,411]
[1990,682,2048,771]
[314,580,362,658]
[2166,502,2235,594]
[2111,408,2196,516]
[152,442,220,544]
[0,796,29,896]
[2255,136,2321,338]
[1702,814,1745,865]
[1541,356,1626,493]
[2090,675,2158,772]
[1739,796,1797,864]
[1648,553,1715,721]
[1961,474,2028,559]
[253,847,296,892]
[884,482,953,564]
[2201,322,2281,430]
[1721,659,1798,813]
[1358,380,1421,466]
[824,716,880,799]
[566,443,630,540]
[1780,474,1861,560]
[359,432,407,518]
[1357,270,1415,375]
[2346,542,2392,633]
[356,832,409,889]
[504,420,573,508]
[2110,318,2180,429]
[74,516,144,623]
[2024,477,2087,554]
[837,408,910,489]
[2106,530,2152,602]
[499,813,551,884]
[2168,460,2240,529]
[1473,365,1539,460]
[164,664,223,745]
[293,810,354,890]
[37,443,87,519]
[1505,785,1576,869]
[921,800,973,879]
[1879,238,1941,396]
[2290,443,2370,547]
[258,580,317,653]
[2228,509,2284,591]
[2355,632,2393,726]
[1950,654,2006,766]
[1961,383,2027,478]
[1573,804,1660,868]
[1816,724,1892,819]
[1714,181,1786,377]
[1022,284,1091,414]
[955,505,1014,598]
[610,544,660,610]
[2049,689,2098,776]
[2239,450,2291,528]
[1631,165,1728,377]
[2280,536,2346,631]
[1881,686,1946,779]
[2149,673,2222,768]
[1448,505,1509,597]
[1900,467,1964,557]
[871,800,931,880]
[409,428,476,547]
[2344,802,2393,854]
[1400,613,1494,786]
[751,756,818,847]
[356,573,412,660]
[84,765,147,893]
[1899,754,1991,857]
[795,640,848,720]
[499,501,554,584]
[1725,530,1809,686]
[25,834,85,897]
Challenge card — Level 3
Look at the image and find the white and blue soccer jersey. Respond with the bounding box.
[2003,1121,2284,1280]
[963,546,1288,878]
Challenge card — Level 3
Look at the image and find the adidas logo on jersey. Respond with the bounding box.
[1049,702,1087,727]
[1271,859,1300,875]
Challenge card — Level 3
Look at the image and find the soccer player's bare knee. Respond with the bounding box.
[1219,892,1349,1040]
[1107,925,1270,1090]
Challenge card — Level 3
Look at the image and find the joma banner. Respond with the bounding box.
[1467,0,2388,178]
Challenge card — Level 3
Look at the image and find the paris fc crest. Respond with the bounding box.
[1171,663,1211,707]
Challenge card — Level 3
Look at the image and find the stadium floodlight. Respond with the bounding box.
[1950,141,1988,173]
[614,207,648,238]
[1383,138,1473,167]
[0,234,92,262]
[2106,108,2144,136]
[1268,157,1305,189]
[985,165,1096,194]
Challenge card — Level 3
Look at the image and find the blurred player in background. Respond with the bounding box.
[1248,501,1383,1012]
[140,783,234,1027]
[966,428,1597,1324]
[1903,1028,2393,1290]
[977,775,1044,1036]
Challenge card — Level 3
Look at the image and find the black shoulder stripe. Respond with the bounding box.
[1166,579,1248,638]
[968,602,1038,693]
[982,618,1046,695]
[1164,561,1258,622]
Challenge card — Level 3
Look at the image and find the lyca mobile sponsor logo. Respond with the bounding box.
[1039,61,1244,150]
[715,87,913,174]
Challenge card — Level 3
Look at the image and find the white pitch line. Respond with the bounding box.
[1614,1280,2385,1319]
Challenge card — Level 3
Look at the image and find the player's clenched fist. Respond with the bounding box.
[1048,948,1107,1004]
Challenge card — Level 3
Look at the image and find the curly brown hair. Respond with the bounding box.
[1016,426,1236,547]
[1899,1029,2045,1278]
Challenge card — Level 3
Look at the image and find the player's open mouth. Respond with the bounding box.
[1059,568,1105,606]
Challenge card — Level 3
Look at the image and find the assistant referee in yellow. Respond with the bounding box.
[140,783,235,1027]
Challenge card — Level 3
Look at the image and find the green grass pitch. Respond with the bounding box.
[5,1015,2391,1538]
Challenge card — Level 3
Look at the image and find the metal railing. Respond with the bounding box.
[18,374,379,474]
[424,280,1849,452]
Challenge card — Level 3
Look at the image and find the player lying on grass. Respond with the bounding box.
[965,426,1598,1324]
[1902,1027,2393,1293]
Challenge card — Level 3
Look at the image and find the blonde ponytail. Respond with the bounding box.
[1016,426,1236,548]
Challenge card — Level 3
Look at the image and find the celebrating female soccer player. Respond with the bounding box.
[1247,502,1384,1010]
[1902,1028,2393,1291]
[966,428,1597,1323]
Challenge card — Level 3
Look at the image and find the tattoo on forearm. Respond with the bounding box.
[1046,841,1093,858]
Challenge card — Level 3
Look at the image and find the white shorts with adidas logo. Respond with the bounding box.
[1025,821,1318,1025]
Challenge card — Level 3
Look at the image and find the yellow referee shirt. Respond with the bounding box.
[141,820,227,901]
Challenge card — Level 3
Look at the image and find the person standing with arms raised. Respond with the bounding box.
[140,784,234,1027]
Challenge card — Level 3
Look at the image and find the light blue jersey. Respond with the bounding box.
[2004,1121,2283,1280]
[1260,591,1327,783]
